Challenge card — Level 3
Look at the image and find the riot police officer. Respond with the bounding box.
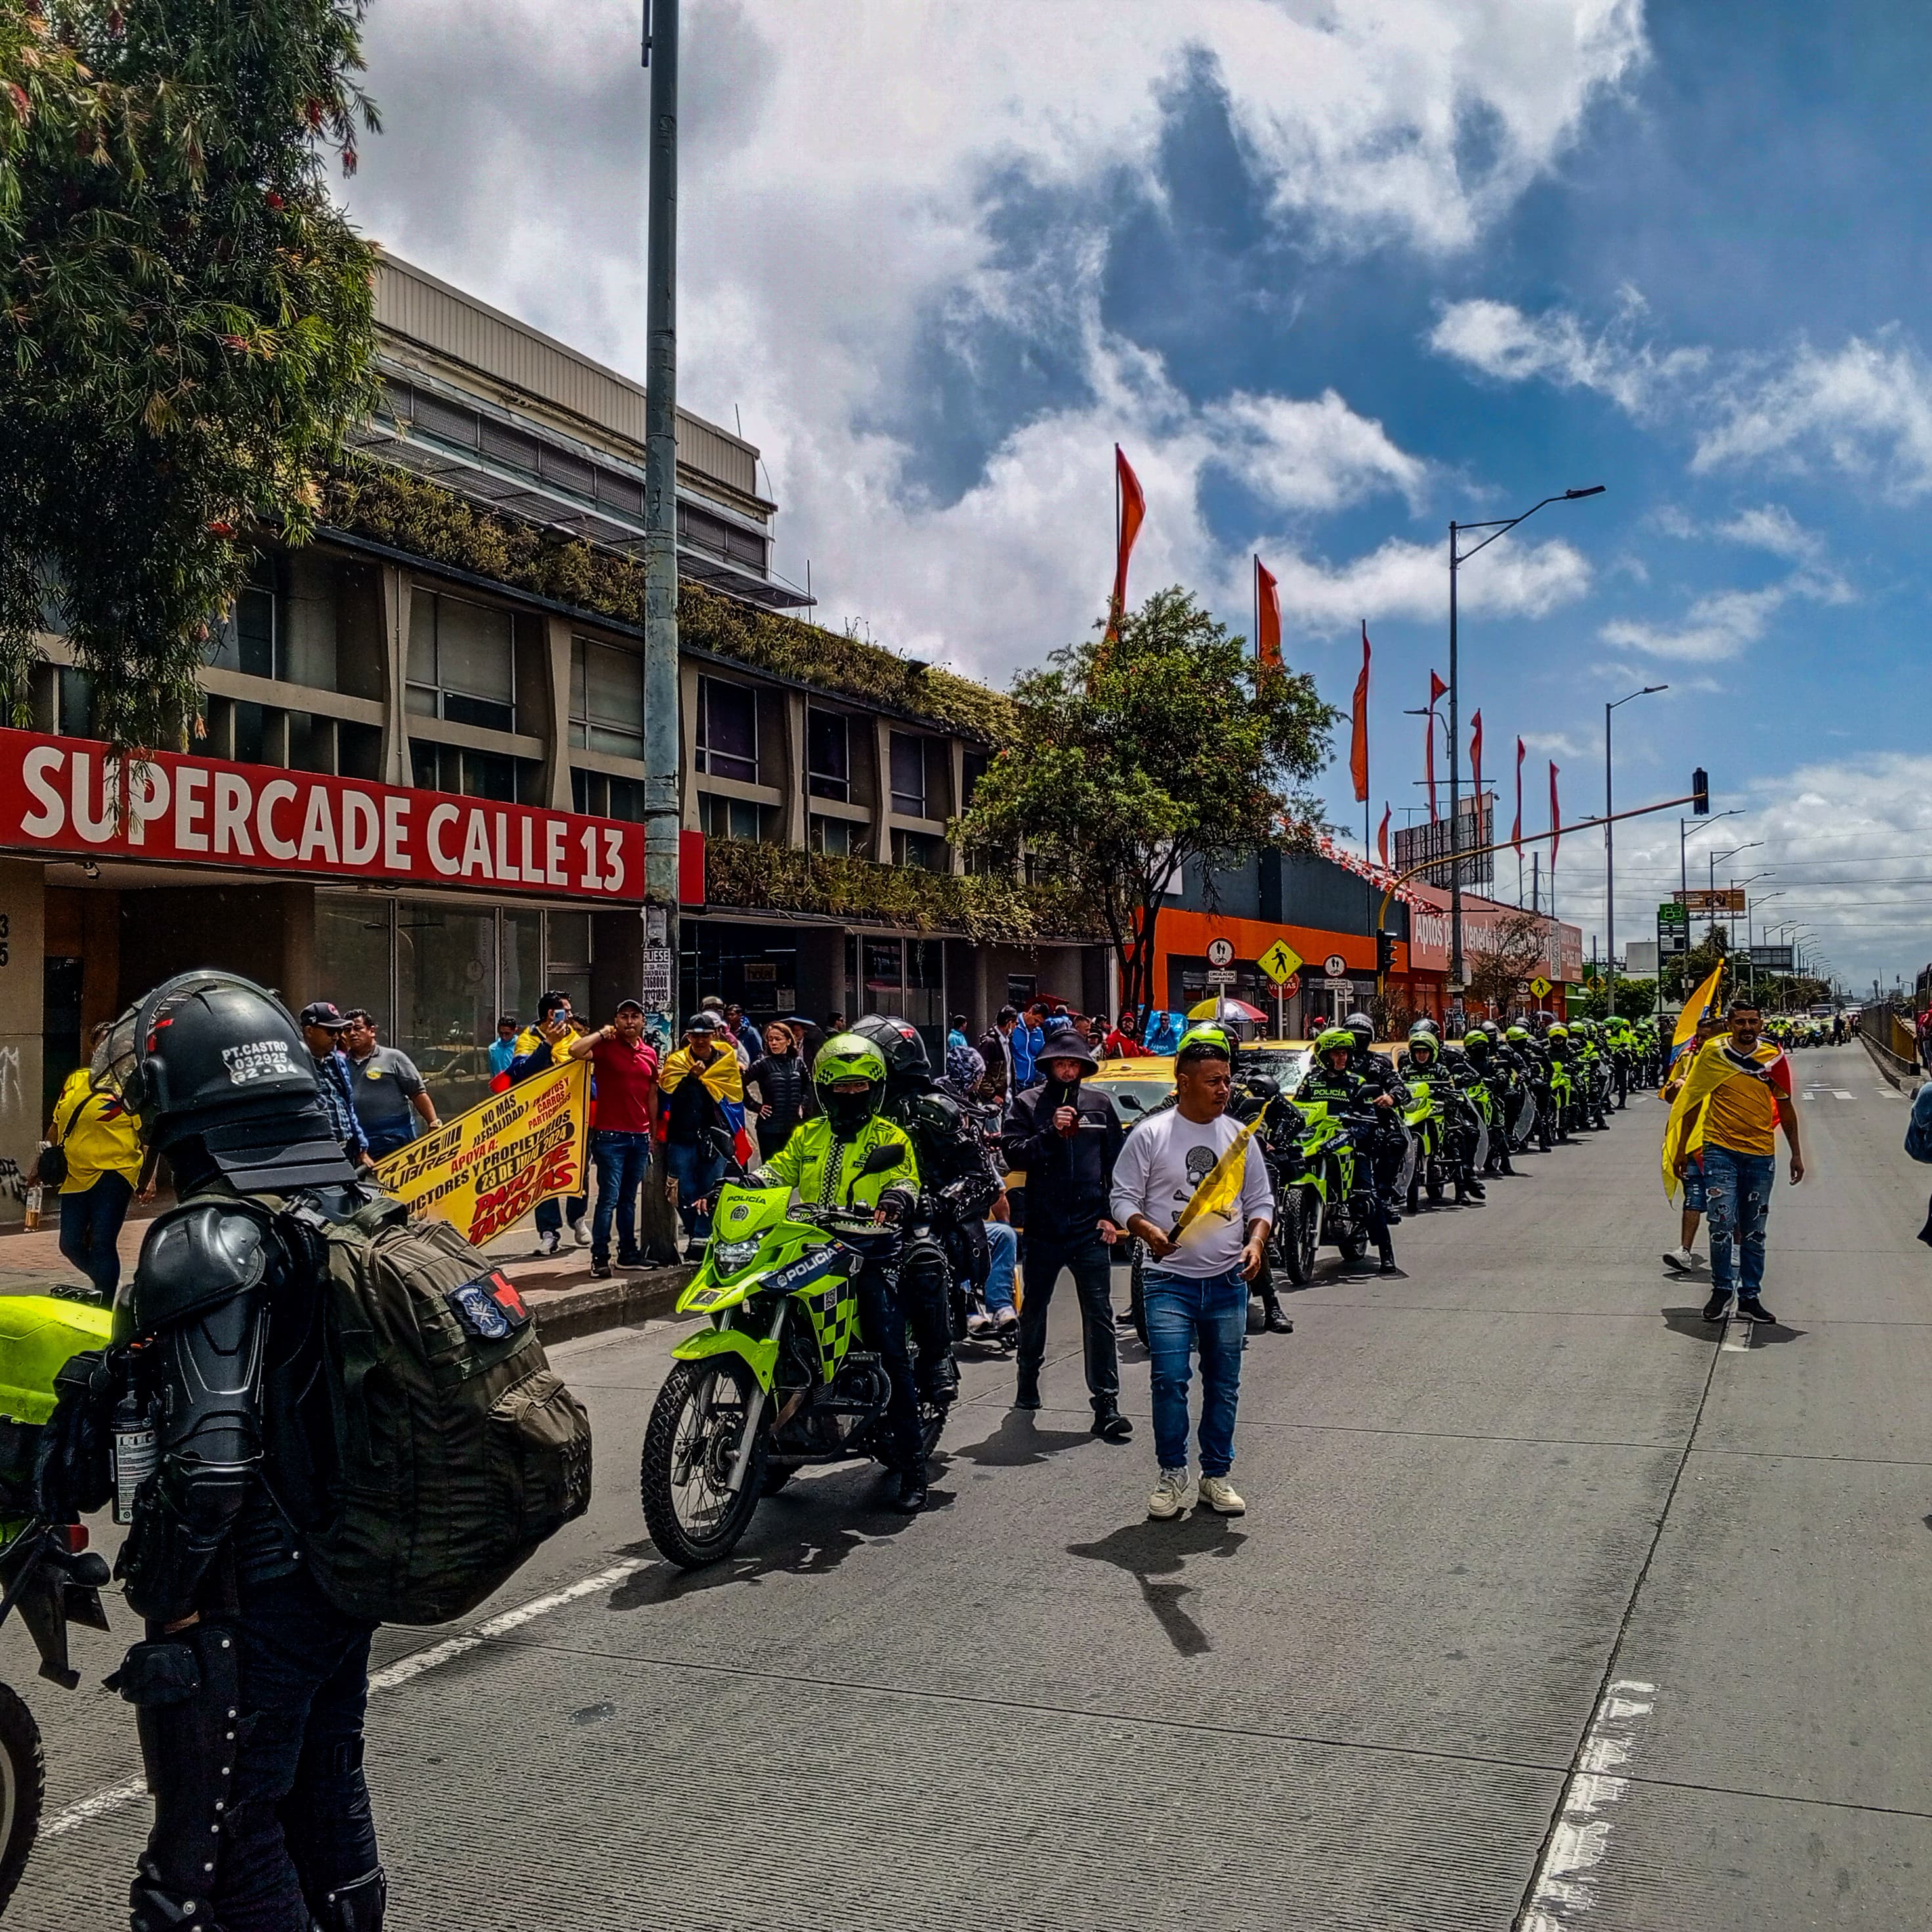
[1294,1028,1397,1273]
[849,1013,1005,1405]
[1341,1011,1411,1219]
[87,973,388,1932]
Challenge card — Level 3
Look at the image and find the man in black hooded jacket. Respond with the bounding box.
[1003,1028,1131,1441]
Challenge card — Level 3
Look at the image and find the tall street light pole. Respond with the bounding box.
[1604,684,1666,1007]
[1447,484,1605,1003]
[642,0,682,1027]
[1681,808,1742,899]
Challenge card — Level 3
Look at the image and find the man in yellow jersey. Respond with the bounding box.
[45,1022,154,1299]
[1670,998,1803,1324]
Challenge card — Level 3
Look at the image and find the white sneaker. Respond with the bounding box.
[570,1217,591,1248]
[1661,1247,1699,1271]
[534,1228,560,1257]
[1197,1474,1246,1516]
[994,1305,1018,1334]
[966,1311,995,1339]
[1148,1468,1192,1519]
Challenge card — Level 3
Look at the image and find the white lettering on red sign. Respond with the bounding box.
[0,728,643,904]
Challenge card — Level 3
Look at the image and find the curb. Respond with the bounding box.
[1857,1032,1922,1094]
[524,1263,698,1344]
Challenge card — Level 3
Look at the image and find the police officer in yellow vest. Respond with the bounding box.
[749,1034,933,1510]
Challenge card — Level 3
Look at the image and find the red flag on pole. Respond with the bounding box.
[1377,803,1391,868]
[1255,556,1282,671]
[1470,710,1484,816]
[1349,623,1370,803]
[1549,761,1561,868]
[1513,736,1525,853]
[1105,445,1145,644]
[1425,670,1447,820]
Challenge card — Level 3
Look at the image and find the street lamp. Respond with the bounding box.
[1709,840,1760,921]
[1605,684,1666,1001]
[1447,484,1606,994]
[1681,808,1742,899]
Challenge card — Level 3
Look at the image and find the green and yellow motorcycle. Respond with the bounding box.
[639,1155,944,1568]
[1275,1099,1382,1269]
[0,1294,117,1913]
[1400,1072,1452,1212]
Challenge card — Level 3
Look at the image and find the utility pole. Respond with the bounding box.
[1447,522,1462,1001]
[641,0,681,1030]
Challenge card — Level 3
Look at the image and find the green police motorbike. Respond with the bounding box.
[1278,1099,1383,1268]
[0,1295,117,1913]
[639,1152,944,1569]
[1400,1073,1451,1212]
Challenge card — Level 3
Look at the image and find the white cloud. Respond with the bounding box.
[1710,503,1822,561]
[1692,332,1932,497]
[1598,564,1849,663]
[1428,293,1706,413]
[337,0,1645,680]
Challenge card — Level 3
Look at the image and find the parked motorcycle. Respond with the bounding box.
[639,1158,944,1568]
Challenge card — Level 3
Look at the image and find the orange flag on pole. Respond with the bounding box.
[1255,556,1282,670]
[1377,803,1391,868]
[1470,709,1483,819]
[1106,445,1145,643]
[1512,736,1525,853]
[1549,761,1561,867]
[1349,623,1370,803]
[1426,670,1447,820]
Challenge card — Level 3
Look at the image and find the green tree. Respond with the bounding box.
[1577,973,1660,1021]
[0,0,381,750]
[952,587,1337,1018]
[1465,909,1551,1018]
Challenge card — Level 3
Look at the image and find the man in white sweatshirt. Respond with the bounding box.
[1110,1034,1273,1519]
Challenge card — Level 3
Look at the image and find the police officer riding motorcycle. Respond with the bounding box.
[1341,1012,1412,1219]
[849,1013,1006,1397]
[1293,1028,1398,1274]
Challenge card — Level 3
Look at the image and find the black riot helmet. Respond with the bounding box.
[849,1012,932,1092]
[93,971,356,1193]
[1344,1011,1376,1050]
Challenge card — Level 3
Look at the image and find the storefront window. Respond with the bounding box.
[546,910,592,1021]
[395,900,498,1116]
[316,897,393,1036]
[845,933,944,1053]
[502,909,544,1030]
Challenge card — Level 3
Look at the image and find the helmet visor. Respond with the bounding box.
[91,1003,144,1103]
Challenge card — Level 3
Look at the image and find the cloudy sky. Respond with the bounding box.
[339,0,1932,995]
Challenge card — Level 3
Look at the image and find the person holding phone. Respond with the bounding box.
[1002,1028,1131,1442]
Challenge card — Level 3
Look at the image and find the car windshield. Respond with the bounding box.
[1095,1077,1175,1118]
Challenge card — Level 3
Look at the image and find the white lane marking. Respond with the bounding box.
[1720,1313,1754,1353]
[43,1557,651,1838]
[1801,1089,1853,1101]
[1522,1679,1656,1932]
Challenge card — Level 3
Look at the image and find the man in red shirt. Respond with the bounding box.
[568,997,660,1278]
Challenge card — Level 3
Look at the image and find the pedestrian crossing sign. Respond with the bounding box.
[1530,975,1552,999]
[1259,940,1303,985]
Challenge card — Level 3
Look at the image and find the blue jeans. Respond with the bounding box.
[534,1188,589,1240]
[1703,1144,1776,1295]
[58,1171,133,1299]
[1144,1265,1249,1477]
[664,1137,726,1245]
[589,1131,652,1264]
[983,1221,1017,1312]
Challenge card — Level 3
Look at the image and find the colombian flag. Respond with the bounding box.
[1660,1035,1791,1202]
[1667,960,1725,1074]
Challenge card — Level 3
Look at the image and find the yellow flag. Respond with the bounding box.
[1668,959,1725,1075]
[1173,1117,1262,1241]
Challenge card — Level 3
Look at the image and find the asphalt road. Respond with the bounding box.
[9,1043,1929,1930]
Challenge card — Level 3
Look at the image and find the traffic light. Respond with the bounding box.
[1691,767,1710,815]
[1376,929,1396,975]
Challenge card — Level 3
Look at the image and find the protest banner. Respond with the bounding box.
[375,1057,591,1245]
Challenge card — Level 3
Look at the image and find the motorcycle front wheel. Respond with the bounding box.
[640,1357,768,1568]
[0,1680,45,1916]
[1278,1187,1318,1285]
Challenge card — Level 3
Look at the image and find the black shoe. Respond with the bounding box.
[1377,1250,1399,1276]
[1014,1372,1041,1411]
[919,1356,961,1406]
[1736,1295,1776,1324]
[892,1469,928,1513]
[1091,1404,1133,1444]
[616,1251,644,1269]
[1463,1178,1486,1200]
[1702,1289,1732,1322]
[1382,1201,1403,1225]
[589,1261,612,1280]
[1261,1301,1293,1334]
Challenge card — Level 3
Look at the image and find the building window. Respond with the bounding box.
[407,592,515,733]
[569,637,644,759]
[845,934,945,1044]
[892,828,946,872]
[809,814,861,859]
[206,559,279,680]
[698,792,771,842]
[807,708,850,801]
[410,741,520,801]
[962,749,989,805]
[572,769,645,822]
[694,676,757,783]
[889,732,928,818]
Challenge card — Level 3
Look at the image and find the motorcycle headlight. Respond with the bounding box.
[710,1236,762,1276]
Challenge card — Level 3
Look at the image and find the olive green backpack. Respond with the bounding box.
[283,1192,593,1626]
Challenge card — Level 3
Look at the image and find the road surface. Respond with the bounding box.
[10,1044,1928,1930]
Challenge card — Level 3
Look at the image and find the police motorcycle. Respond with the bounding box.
[1503,1024,1551,1152]
[1286,1029,1398,1273]
[1543,1023,1578,1141]
[1571,1020,1614,1130]
[1396,1025,1456,1210]
[0,1296,117,1913]
[639,1040,945,1567]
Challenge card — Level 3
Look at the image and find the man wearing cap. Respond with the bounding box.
[513,991,592,1256]
[299,1001,372,1169]
[658,1012,744,1259]
[1002,1026,1132,1441]
[567,998,660,1278]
